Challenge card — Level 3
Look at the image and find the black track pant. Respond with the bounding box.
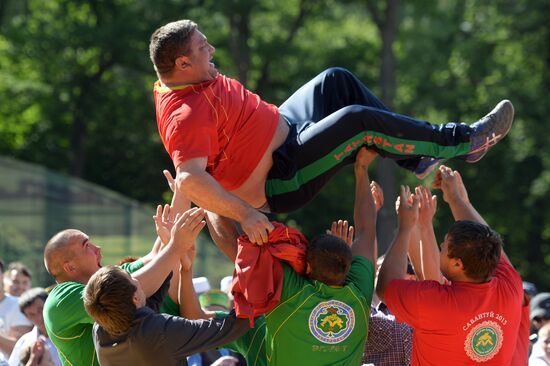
[265,67,473,213]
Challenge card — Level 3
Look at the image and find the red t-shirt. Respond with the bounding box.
[385,257,523,366]
[154,74,279,191]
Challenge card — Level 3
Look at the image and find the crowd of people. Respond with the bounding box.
[1,18,548,366]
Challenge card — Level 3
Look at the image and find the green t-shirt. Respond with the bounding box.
[227,256,374,366]
[266,256,374,366]
[44,260,144,366]
[225,315,267,366]
[160,294,180,316]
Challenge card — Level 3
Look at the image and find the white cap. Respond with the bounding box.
[220,275,233,293]
[192,277,211,294]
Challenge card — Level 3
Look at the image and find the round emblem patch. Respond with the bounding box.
[464,320,503,362]
[308,300,355,344]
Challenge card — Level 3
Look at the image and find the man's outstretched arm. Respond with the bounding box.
[377,186,419,302]
[412,186,444,283]
[351,148,378,263]
[433,165,511,264]
[432,166,487,225]
[132,207,206,296]
[176,158,273,244]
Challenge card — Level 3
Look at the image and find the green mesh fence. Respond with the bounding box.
[0,156,234,289]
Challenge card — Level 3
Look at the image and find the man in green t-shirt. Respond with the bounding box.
[42,207,206,366]
[211,147,378,366]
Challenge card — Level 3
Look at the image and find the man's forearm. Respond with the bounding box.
[418,225,444,283]
[377,226,412,301]
[132,244,179,296]
[178,265,209,320]
[447,196,512,263]
[177,170,254,222]
[447,198,488,226]
[351,166,377,261]
[205,211,239,262]
[407,227,423,279]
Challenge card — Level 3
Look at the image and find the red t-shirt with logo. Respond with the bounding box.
[385,257,523,366]
[154,74,279,191]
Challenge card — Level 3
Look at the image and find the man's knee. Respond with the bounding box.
[322,67,353,79]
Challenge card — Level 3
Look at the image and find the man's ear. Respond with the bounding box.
[452,257,464,271]
[175,55,191,70]
[62,261,75,274]
[132,293,140,307]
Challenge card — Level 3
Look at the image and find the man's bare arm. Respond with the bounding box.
[433,166,487,225]
[178,254,211,320]
[351,148,377,263]
[376,186,419,302]
[133,208,206,296]
[205,211,240,262]
[434,165,511,264]
[415,186,444,283]
[176,158,273,244]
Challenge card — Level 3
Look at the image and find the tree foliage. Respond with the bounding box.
[0,0,548,289]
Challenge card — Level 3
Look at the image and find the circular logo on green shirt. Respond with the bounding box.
[309,300,355,344]
[464,320,503,362]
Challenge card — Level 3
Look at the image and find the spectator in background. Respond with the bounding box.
[220,276,234,310]
[532,293,550,334]
[530,293,550,361]
[192,277,211,296]
[8,288,61,366]
[525,282,539,301]
[4,264,32,298]
[18,337,55,366]
[0,260,32,361]
[530,323,550,365]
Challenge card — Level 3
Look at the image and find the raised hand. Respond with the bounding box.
[240,209,274,245]
[355,147,378,168]
[180,243,196,272]
[416,186,437,226]
[170,207,206,253]
[433,165,469,204]
[327,220,354,246]
[395,185,419,229]
[153,204,174,245]
[371,181,384,212]
[163,169,176,193]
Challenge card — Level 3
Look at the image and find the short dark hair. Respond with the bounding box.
[83,266,137,337]
[0,259,4,274]
[19,288,48,313]
[149,19,198,76]
[6,261,32,279]
[447,220,502,282]
[306,234,352,286]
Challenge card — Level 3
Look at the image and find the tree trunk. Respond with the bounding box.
[228,10,251,85]
[366,0,400,252]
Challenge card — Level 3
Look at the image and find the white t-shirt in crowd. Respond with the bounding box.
[0,294,32,359]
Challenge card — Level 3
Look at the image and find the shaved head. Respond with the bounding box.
[44,229,86,280]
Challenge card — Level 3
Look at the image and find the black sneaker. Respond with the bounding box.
[415,157,444,179]
[466,100,514,163]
